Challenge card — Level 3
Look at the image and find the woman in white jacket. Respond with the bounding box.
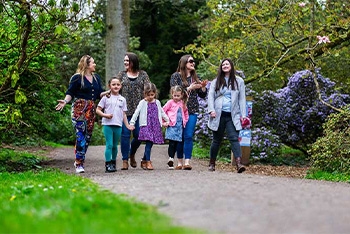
[207,58,247,173]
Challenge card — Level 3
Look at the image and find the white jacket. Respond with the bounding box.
[130,99,169,126]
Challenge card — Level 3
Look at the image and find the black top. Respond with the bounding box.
[66,74,104,101]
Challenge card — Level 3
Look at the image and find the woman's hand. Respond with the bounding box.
[210,111,216,118]
[55,100,66,111]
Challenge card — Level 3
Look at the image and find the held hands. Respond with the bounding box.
[128,125,135,131]
[162,122,169,127]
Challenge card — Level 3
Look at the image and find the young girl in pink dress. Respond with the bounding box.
[129,83,169,170]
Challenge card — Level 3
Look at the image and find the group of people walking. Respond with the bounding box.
[55,53,248,174]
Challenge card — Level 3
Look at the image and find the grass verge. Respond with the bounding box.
[305,170,350,183]
[0,169,204,233]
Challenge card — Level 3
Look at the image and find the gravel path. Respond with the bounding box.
[48,145,350,234]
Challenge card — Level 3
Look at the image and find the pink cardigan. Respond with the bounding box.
[163,99,189,127]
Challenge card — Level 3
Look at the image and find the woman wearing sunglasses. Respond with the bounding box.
[170,54,208,170]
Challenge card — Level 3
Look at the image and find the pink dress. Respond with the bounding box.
[138,102,164,144]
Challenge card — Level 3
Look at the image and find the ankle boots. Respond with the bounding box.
[235,157,246,173]
[105,161,116,173]
[122,160,129,170]
[129,154,137,168]
[208,159,216,171]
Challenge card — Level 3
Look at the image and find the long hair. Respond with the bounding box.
[144,82,158,99]
[215,58,238,91]
[125,52,140,73]
[73,55,97,87]
[170,85,189,105]
[176,54,200,86]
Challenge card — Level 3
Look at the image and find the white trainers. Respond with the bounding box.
[167,158,174,170]
[74,162,85,173]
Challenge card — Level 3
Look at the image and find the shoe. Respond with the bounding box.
[208,158,216,172]
[121,160,128,170]
[183,164,192,170]
[110,160,117,172]
[74,162,85,173]
[105,161,116,173]
[129,154,137,168]
[141,160,147,170]
[235,157,246,173]
[167,158,174,170]
[146,161,153,170]
[175,165,183,170]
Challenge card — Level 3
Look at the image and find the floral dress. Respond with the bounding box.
[138,102,164,144]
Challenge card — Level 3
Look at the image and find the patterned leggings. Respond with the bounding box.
[71,99,96,164]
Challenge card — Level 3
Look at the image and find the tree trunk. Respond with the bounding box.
[105,0,129,87]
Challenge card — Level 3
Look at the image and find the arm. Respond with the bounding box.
[130,100,143,125]
[238,79,247,118]
[55,94,73,111]
[123,112,134,130]
[96,106,113,119]
[207,80,216,117]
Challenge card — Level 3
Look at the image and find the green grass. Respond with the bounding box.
[0,169,204,233]
[305,170,350,183]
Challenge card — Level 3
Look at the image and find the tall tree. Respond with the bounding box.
[105,0,129,85]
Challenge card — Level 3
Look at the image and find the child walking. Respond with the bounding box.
[129,83,169,170]
[163,86,189,169]
[96,77,132,173]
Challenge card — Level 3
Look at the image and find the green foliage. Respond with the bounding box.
[0,149,43,172]
[305,170,350,183]
[0,170,203,233]
[308,105,350,175]
[182,0,350,94]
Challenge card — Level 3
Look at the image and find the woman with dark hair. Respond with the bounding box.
[117,52,150,170]
[207,58,247,173]
[170,54,208,170]
[55,55,109,173]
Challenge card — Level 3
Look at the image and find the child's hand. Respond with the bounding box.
[162,122,169,127]
[128,125,135,131]
[105,114,113,119]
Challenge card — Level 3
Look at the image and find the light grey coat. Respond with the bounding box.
[207,76,246,131]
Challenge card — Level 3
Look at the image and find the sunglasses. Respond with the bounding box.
[187,59,195,64]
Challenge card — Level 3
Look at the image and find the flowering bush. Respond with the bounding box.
[250,127,282,162]
[254,69,349,154]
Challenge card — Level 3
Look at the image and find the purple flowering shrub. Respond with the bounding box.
[255,69,349,155]
[250,127,282,161]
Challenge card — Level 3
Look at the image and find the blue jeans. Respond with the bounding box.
[176,113,197,159]
[103,125,122,161]
[210,113,241,160]
[121,116,141,160]
[143,141,154,161]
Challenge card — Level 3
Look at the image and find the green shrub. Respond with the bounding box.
[0,148,43,172]
[308,105,350,175]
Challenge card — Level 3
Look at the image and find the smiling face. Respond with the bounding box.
[109,78,122,95]
[221,60,232,75]
[186,56,196,72]
[123,55,130,71]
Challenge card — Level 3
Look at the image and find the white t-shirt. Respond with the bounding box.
[97,94,127,126]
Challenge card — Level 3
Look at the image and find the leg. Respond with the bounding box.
[103,125,114,162]
[183,114,197,160]
[167,140,177,169]
[144,141,154,170]
[226,120,245,173]
[209,115,226,171]
[121,116,132,161]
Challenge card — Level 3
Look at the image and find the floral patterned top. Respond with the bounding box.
[170,72,207,114]
[117,70,150,116]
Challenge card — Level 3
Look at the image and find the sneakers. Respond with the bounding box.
[74,162,85,173]
[167,157,174,170]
